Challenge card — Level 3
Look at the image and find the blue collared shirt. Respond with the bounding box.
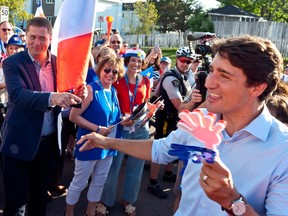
[152,106,288,216]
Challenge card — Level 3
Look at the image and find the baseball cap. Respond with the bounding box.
[124,48,146,60]
[4,35,24,48]
[160,57,172,64]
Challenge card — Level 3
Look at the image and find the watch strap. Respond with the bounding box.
[221,194,247,215]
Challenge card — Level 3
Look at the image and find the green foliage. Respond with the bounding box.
[284,57,288,65]
[187,8,215,32]
[153,0,201,33]
[161,47,177,66]
[0,0,32,24]
[134,0,159,35]
[217,0,288,23]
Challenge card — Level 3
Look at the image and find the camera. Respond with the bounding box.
[187,32,216,106]
[195,43,212,56]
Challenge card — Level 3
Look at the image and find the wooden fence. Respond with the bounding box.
[121,21,288,57]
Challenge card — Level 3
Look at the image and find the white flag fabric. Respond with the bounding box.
[51,0,97,92]
[35,0,45,18]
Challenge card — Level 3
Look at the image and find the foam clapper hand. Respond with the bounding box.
[177,109,226,150]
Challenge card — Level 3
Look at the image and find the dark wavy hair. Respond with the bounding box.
[212,35,283,101]
[123,56,144,67]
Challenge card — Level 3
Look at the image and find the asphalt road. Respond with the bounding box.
[0,156,176,216]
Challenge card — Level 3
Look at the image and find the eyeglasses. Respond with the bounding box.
[110,40,121,44]
[1,28,12,32]
[178,57,192,64]
[168,143,216,164]
[103,67,118,75]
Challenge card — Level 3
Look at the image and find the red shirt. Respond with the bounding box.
[114,75,150,114]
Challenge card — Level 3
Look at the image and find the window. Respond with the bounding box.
[46,0,54,4]
[46,16,54,23]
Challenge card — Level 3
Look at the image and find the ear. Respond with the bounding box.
[250,83,267,98]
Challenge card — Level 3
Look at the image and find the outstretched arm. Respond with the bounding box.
[77,132,154,161]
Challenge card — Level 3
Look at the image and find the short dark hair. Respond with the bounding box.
[212,35,283,101]
[123,56,144,67]
[26,17,52,36]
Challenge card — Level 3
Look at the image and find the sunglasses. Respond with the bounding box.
[110,40,121,44]
[168,143,216,164]
[2,28,12,32]
[178,57,193,64]
[103,67,118,75]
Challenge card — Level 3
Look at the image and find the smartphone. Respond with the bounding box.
[154,44,160,54]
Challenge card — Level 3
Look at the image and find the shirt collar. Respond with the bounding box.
[240,105,273,141]
[28,50,51,65]
[209,105,272,142]
[174,66,188,80]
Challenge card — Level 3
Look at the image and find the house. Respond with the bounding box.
[208,4,260,22]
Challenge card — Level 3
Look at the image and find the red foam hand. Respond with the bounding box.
[177,109,226,150]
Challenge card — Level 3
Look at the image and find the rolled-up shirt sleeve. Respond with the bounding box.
[151,129,201,164]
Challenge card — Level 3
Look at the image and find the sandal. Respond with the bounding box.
[95,202,109,216]
[123,202,136,216]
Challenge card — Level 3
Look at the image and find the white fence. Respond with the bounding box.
[121,21,288,57]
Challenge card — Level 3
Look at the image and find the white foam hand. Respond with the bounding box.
[177,109,226,150]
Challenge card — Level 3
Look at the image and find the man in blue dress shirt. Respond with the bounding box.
[78,35,288,216]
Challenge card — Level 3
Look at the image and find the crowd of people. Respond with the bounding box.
[0,16,288,216]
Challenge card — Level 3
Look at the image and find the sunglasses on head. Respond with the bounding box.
[103,67,118,75]
[179,57,193,64]
[110,41,121,44]
[2,28,12,32]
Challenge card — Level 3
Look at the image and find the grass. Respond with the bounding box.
[162,48,177,66]
[143,47,177,66]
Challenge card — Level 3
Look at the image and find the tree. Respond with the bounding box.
[133,0,159,35]
[0,0,32,25]
[217,0,288,23]
[153,0,200,33]
[187,8,215,32]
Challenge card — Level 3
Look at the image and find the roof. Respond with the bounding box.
[208,4,258,18]
[123,3,134,10]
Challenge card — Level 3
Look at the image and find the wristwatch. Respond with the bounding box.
[221,194,247,216]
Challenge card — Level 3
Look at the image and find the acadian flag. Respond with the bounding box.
[141,66,155,89]
[35,0,45,18]
[51,0,97,92]
[141,66,154,79]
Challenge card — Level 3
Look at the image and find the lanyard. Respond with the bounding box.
[97,80,116,125]
[0,41,4,55]
[124,74,139,112]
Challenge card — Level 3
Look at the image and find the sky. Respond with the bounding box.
[199,0,220,10]
[122,0,221,10]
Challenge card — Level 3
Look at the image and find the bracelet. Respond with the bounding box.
[96,125,101,133]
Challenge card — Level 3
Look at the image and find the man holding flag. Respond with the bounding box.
[0,17,87,216]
